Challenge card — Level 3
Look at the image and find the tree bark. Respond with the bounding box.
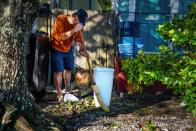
[0,0,38,129]
[0,0,37,108]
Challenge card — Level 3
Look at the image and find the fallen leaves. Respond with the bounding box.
[39,93,194,130]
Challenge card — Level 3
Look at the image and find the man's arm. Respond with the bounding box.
[75,31,89,57]
[61,24,83,41]
[52,16,83,42]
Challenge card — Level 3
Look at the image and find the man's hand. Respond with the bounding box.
[74,23,83,33]
[79,50,89,58]
[76,42,89,58]
[61,23,83,41]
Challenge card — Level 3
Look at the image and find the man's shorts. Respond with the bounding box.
[51,48,74,72]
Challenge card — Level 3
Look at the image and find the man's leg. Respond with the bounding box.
[63,69,71,90]
[63,48,74,91]
[51,48,64,100]
[54,72,63,97]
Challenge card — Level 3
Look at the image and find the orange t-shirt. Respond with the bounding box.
[51,15,83,52]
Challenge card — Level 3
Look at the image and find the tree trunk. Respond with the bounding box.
[0,0,38,130]
[0,0,37,108]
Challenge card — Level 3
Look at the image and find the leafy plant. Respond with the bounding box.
[122,52,164,94]
[157,2,196,115]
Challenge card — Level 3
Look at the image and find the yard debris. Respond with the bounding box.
[63,93,79,103]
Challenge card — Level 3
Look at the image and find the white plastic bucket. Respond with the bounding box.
[93,67,114,107]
